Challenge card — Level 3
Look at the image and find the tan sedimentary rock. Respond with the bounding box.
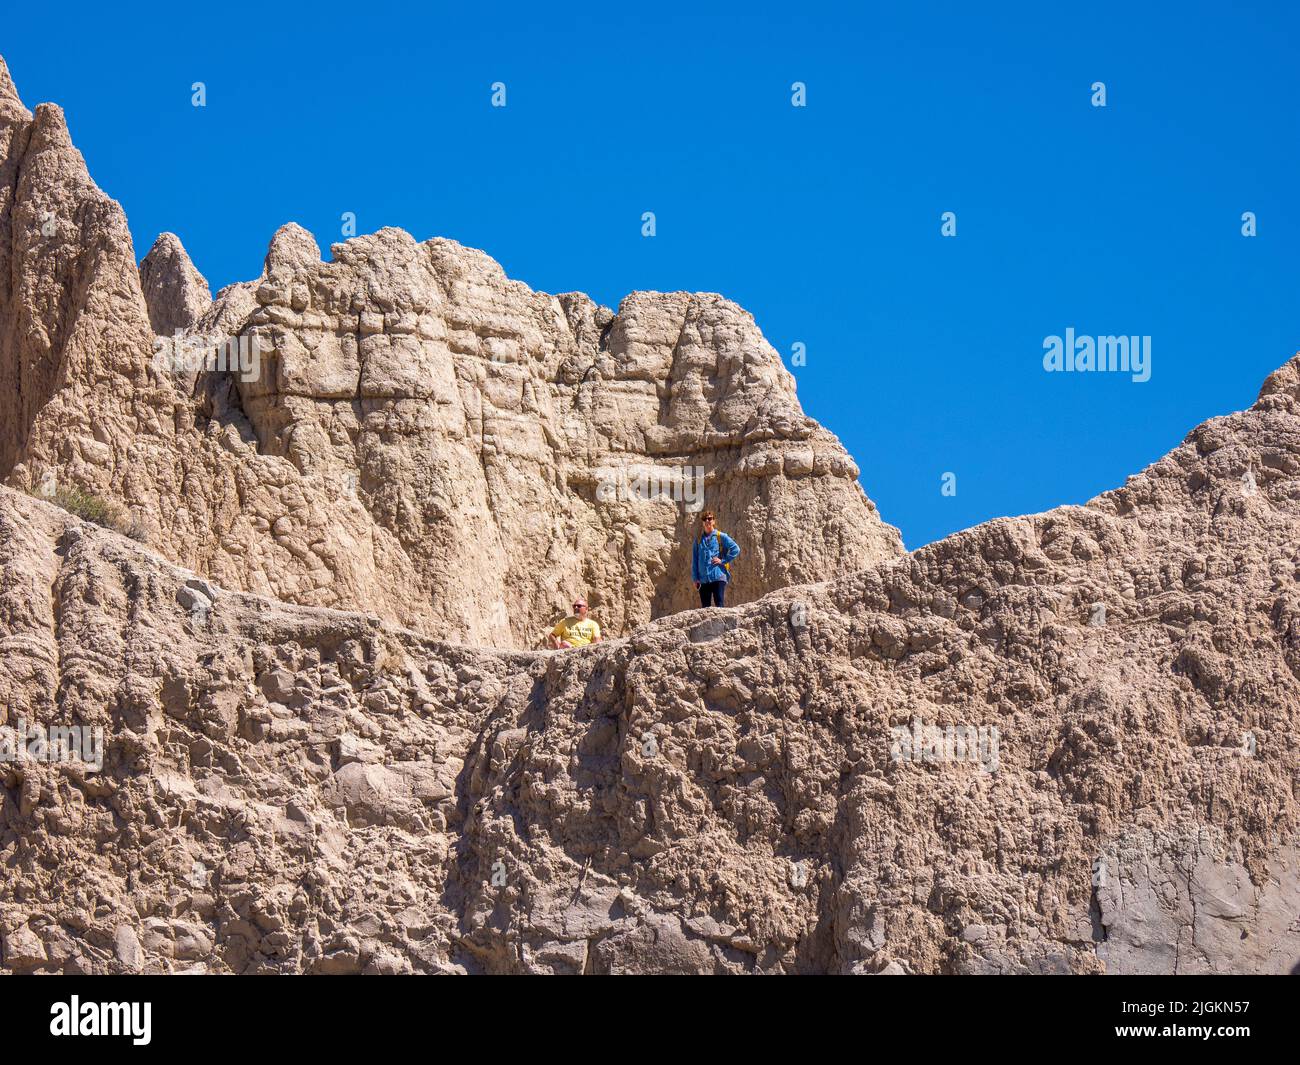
[0,54,901,648]
[1,353,1299,973]
[0,61,155,491]
[139,232,212,336]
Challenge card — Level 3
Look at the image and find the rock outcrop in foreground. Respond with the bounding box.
[2,354,1299,973]
[0,54,1297,975]
[0,54,901,649]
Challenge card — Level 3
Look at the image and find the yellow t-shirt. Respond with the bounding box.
[553,616,601,647]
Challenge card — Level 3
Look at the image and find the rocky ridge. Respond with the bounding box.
[2,351,1300,972]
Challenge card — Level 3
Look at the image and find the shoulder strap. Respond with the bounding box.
[699,530,731,569]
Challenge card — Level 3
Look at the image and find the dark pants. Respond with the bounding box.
[699,580,727,608]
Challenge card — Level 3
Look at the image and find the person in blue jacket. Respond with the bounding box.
[691,510,740,608]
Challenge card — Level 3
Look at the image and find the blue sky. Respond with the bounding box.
[5,1,1298,548]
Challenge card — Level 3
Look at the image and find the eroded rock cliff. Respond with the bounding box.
[1,353,1299,972]
[0,55,901,649]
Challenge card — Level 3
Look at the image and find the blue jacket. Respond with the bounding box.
[692,530,740,585]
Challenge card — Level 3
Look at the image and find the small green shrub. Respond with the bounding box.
[40,485,147,543]
[50,486,116,526]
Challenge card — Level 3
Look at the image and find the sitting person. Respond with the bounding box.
[549,597,603,649]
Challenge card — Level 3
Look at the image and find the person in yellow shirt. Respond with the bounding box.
[549,598,603,649]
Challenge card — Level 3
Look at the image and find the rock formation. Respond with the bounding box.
[2,351,1300,973]
[0,54,901,649]
[0,54,1297,975]
[139,232,212,336]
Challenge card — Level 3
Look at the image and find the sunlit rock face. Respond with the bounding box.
[0,55,901,648]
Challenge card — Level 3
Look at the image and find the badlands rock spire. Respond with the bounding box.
[139,232,213,336]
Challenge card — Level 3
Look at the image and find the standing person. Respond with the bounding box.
[692,511,740,608]
[549,597,602,649]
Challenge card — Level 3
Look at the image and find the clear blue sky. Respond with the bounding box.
[5,1,1298,548]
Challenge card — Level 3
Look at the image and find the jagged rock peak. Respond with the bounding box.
[0,55,28,117]
[139,232,213,336]
[264,222,321,275]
